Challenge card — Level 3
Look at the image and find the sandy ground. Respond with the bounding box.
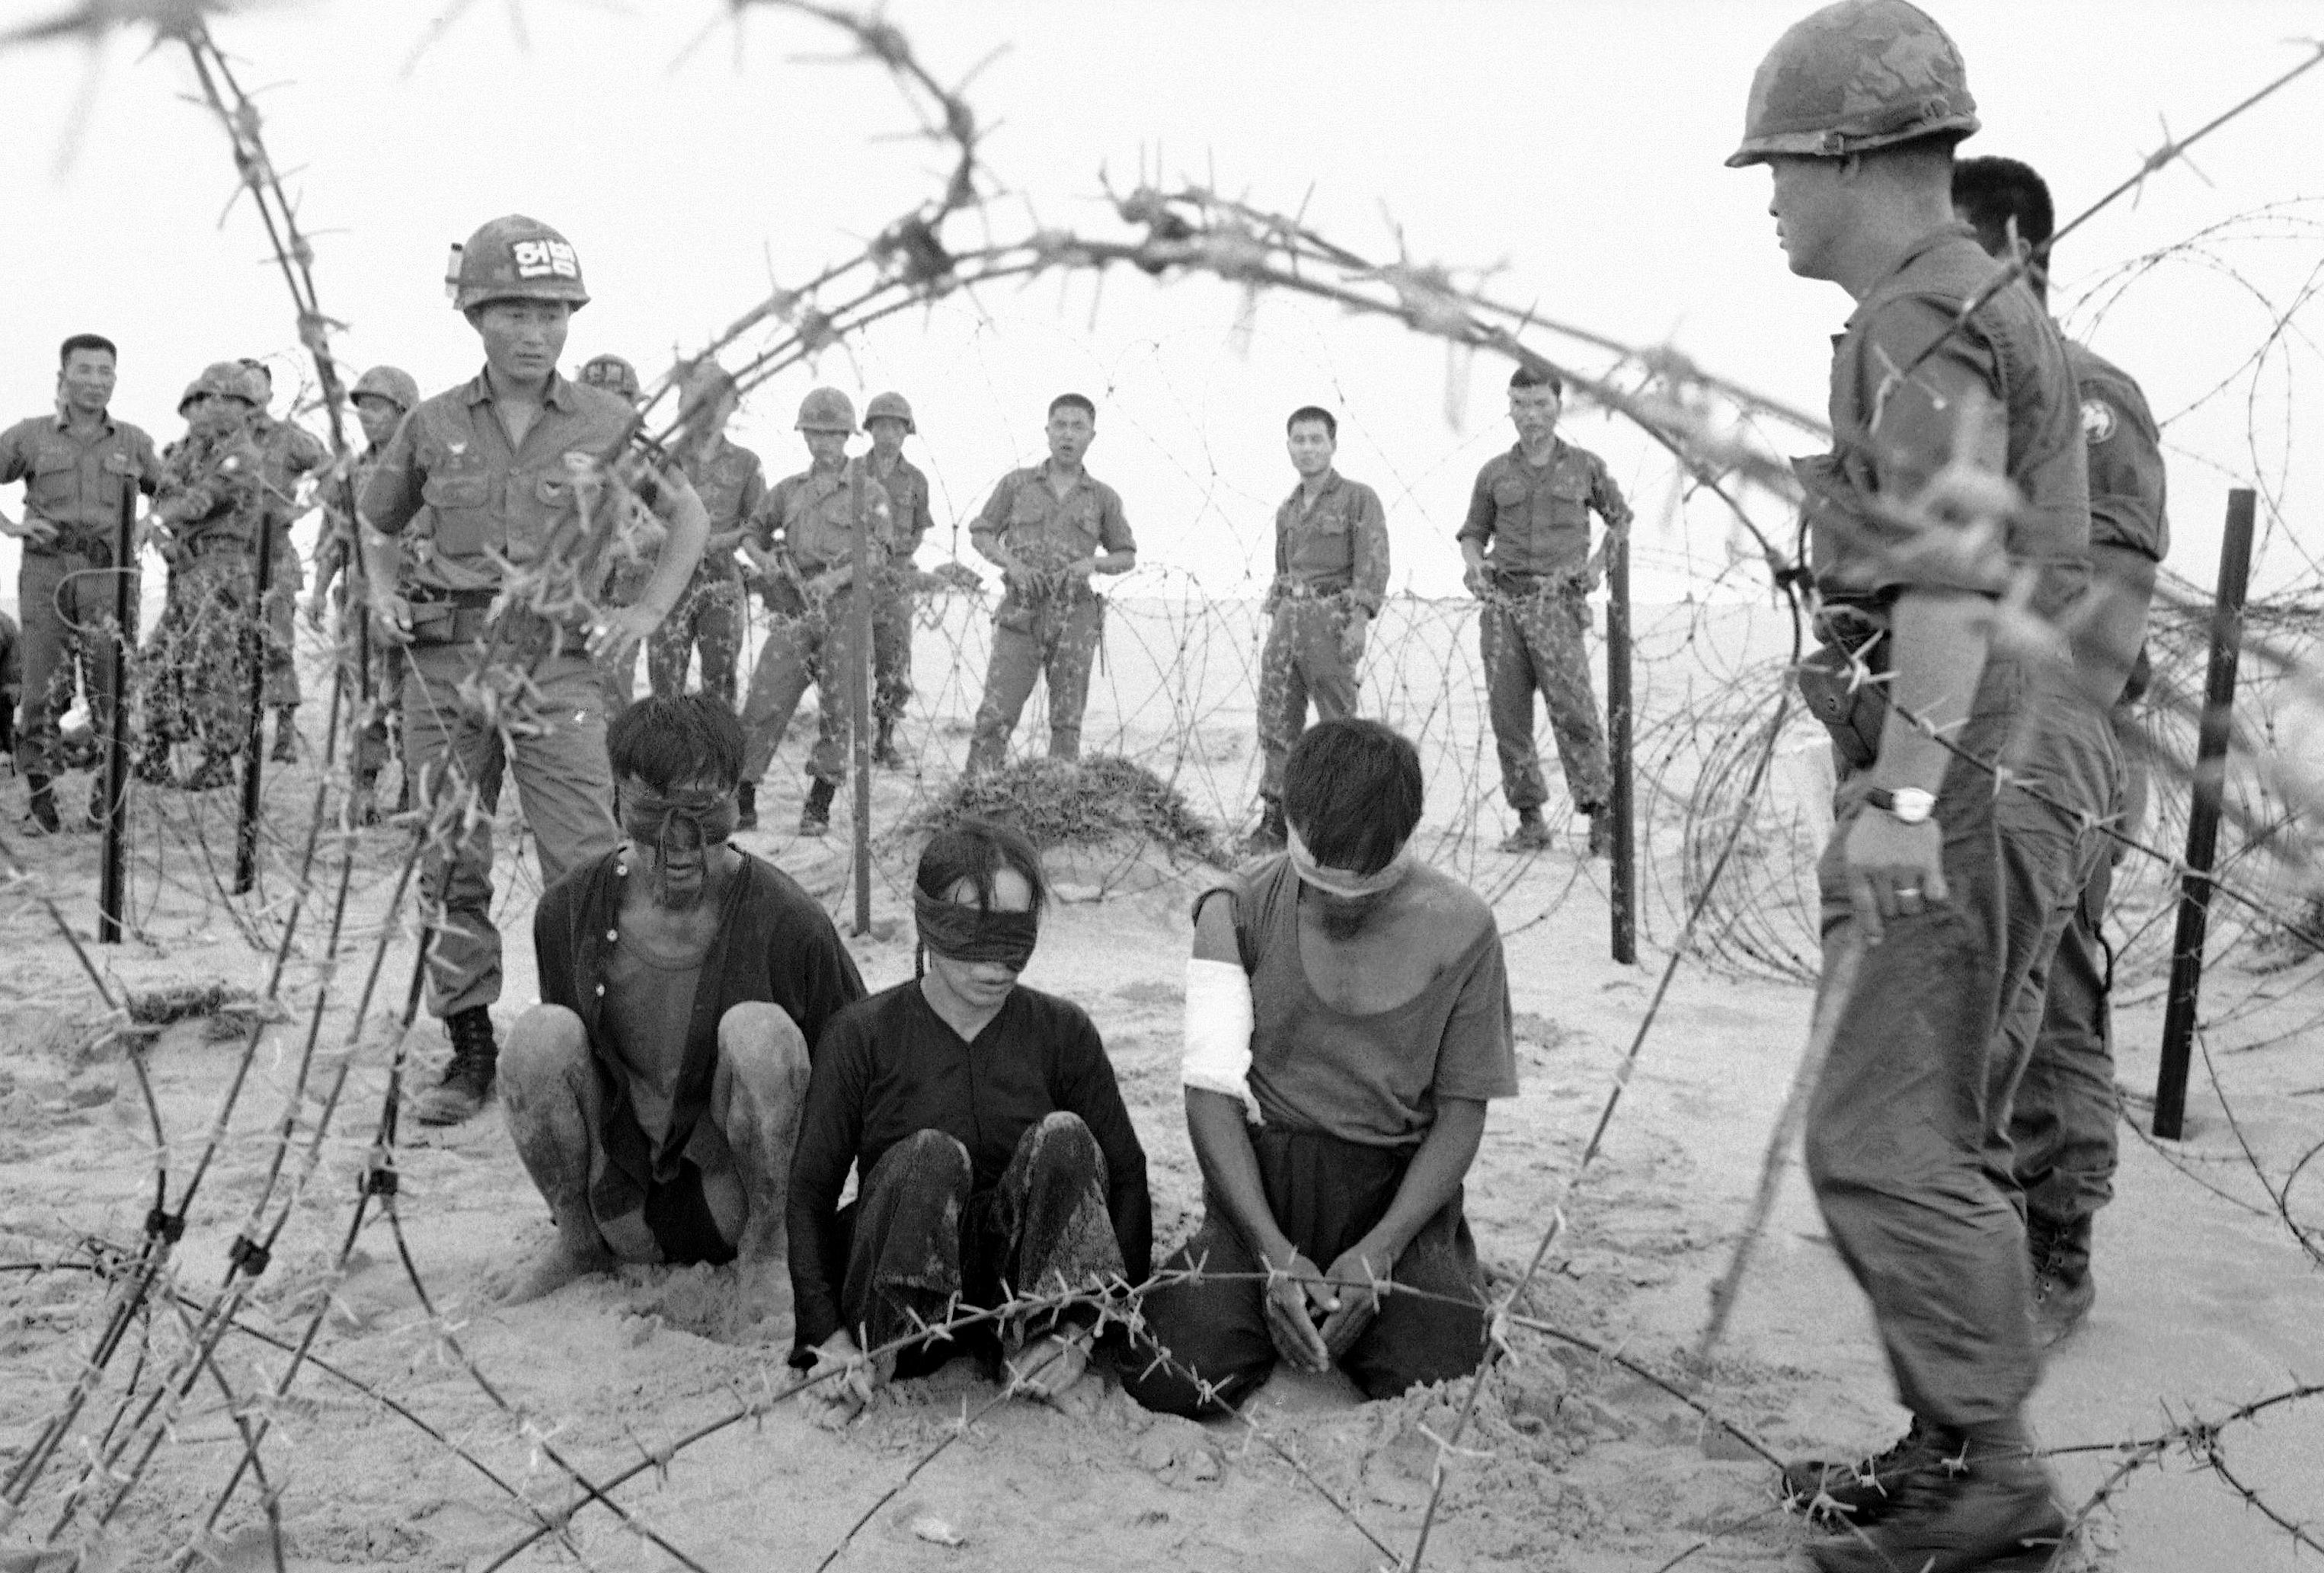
[2,622,2321,1573]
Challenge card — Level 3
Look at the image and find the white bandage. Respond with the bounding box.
[1181,957,1262,1124]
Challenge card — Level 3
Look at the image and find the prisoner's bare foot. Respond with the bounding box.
[1007,1327,1094,1409]
[488,1236,614,1306]
[730,1255,798,1346]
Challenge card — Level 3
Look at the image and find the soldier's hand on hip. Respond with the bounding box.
[6,513,59,548]
[1841,810,1947,945]
[1462,563,1492,599]
[369,591,414,647]
[590,603,660,663]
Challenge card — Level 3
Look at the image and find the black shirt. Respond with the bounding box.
[788,981,1153,1348]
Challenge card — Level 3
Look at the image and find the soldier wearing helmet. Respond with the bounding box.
[860,390,935,767]
[238,358,331,766]
[577,354,643,407]
[641,358,765,712]
[308,363,424,823]
[0,332,163,833]
[963,393,1136,775]
[1731,6,2112,1565]
[356,213,711,1127]
[733,386,895,835]
[137,360,270,792]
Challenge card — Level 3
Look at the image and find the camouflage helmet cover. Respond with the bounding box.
[350,364,421,413]
[177,360,264,414]
[795,387,858,433]
[578,354,642,401]
[446,214,590,313]
[1726,0,1979,168]
[864,391,916,433]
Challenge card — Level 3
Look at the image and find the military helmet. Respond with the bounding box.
[1726,0,1979,168]
[864,391,916,433]
[445,214,590,313]
[795,387,858,434]
[177,360,264,414]
[578,354,642,402]
[350,365,420,413]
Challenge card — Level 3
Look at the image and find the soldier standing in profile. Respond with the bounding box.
[1245,405,1389,855]
[242,359,331,764]
[1459,365,1629,858]
[733,388,893,837]
[860,391,935,769]
[0,333,162,833]
[360,216,710,1126]
[650,360,765,708]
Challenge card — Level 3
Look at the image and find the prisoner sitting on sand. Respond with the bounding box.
[788,818,1152,1424]
[1123,718,1516,1414]
[493,695,867,1322]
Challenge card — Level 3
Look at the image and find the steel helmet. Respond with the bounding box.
[1726,0,1979,168]
[177,360,264,414]
[445,214,590,313]
[350,365,420,413]
[864,391,916,433]
[795,388,858,433]
[578,354,642,403]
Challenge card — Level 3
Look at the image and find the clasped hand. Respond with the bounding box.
[1263,1245,1388,1373]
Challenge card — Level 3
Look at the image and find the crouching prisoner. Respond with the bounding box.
[788,819,1152,1421]
[495,695,866,1322]
[1124,718,1515,1413]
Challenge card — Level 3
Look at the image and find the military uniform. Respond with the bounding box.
[0,411,161,779]
[316,446,410,789]
[1459,438,1628,814]
[141,427,267,769]
[865,448,934,733]
[252,413,329,711]
[965,463,1135,773]
[360,369,637,1021]
[1257,470,1388,800]
[735,459,894,788]
[646,435,764,705]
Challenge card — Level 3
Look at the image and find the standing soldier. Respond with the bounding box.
[648,360,765,708]
[577,353,653,715]
[308,364,421,823]
[1459,366,1628,857]
[139,362,270,791]
[243,360,331,764]
[861,391,935,767]
[360,215,710,1127]
[1953,155,2169,1348]
[964,394,1136,775]
[1728,7,2115,1569]
[0,334,162,833]
[733,388,893,836]
[1245,405,1389,854]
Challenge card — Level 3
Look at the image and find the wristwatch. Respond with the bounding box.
[1865,786,1937,825]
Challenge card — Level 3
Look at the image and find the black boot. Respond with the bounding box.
[737,781,759,831]
[1498,807,1551,852]
[871,720,903,769]
[270,705,299,764]
[414,1007,497,1127]
[22,774,61,836]
[798,778,837,836]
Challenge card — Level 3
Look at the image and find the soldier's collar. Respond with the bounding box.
[50,408,117,434]
[1846,222,1983,329]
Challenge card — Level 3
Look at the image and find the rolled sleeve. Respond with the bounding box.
[1350,482,1390,612]
[972,473,1017,545]
[1457,462,1498,548]
[359,416,425,535]
[1095,484,1135,555]
[1589,459,1632,530]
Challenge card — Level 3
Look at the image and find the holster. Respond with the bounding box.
[1796,615,1890,771]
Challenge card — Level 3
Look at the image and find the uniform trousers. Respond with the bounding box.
[871,574,916,731]
[738,589,864,788]
[142,552,255,758]
[647,574,743,706]
[261,531,302,708]
[967,589,1103,774]
[1257,597,1361,801]
[1478,581,1608,812]
[14,544,136,778]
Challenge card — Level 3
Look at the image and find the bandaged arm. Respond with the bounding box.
[1182,956,1261,1124]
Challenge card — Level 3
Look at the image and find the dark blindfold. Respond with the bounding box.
[913,888,1040,970]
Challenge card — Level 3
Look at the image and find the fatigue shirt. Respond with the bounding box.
[676,436,767,585]
[864,451,935,559]
[970,461,1135,573]
[749,458,895,576]
[253,414,329,537]
[155,429,266,555]
[1458,439,1629,578]
[362,369,654,597]
[1273,469,1390,612]
[0,412,161,558]
[2063,341,2167,565]
[1809,224,2091,624]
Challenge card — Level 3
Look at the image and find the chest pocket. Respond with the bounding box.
[1549,472,1591,526]
[421,465,497,560]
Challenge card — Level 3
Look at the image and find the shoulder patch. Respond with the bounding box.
[2081,398,2117,446]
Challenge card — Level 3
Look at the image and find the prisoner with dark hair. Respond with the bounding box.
[789,816,1150,1421]
[1245,404,1389,852]
[1124,718,1514,1415]
[494,693,865,1323]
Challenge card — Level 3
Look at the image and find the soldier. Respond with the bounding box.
[308,364,421,823]
[964,394,1136,775]
[861,391,935,768]
[1245,406,1389,854]
[1729,7,2116,1569]
[0,333,163,833]
[242,360,331,765]
[139,362,270,791]
[649,360,765,708]
[360,214,711,1127]
[577,353,653,715]
[1459,365,1629,857]
[733,388,893,836]
[1954,155,2169,1348]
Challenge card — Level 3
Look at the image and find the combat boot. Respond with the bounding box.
[2029,1220,2095,1348]
[21,775,62,836]
[270,706,299,764]
[1805,1427,2067,1573]
[798,778,837,836]
[413,1007,497,1127]
[1498,807,1552,853]
[736,781,759,831]
[1242,798,1287,857]
[871,721,904,770]
[1780,1415,1952,1527]
[184,754,238,791]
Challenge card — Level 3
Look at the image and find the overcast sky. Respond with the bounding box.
[1,0,2318,609]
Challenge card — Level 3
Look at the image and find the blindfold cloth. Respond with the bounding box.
[913,887,1041,971]
[1285,823,1413,900]
[621,784,738,866]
